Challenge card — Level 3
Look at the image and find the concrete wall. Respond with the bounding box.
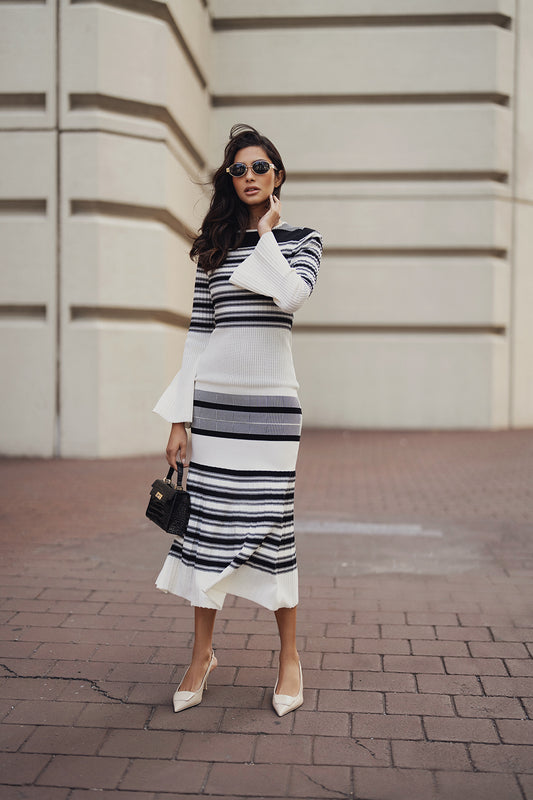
[0,4,57,456]
[210,0,518,429]
[1,0,211,456]
[1,0,532,456]
[510,0,533,426]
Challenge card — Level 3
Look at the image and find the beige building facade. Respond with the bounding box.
[1,0,532,457]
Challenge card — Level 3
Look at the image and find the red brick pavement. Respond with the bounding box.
[0,429,532,799]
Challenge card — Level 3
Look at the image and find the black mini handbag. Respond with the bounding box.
[146,463,191,537]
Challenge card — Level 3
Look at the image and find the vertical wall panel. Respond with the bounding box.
[0,140,57,456]
[59,0,211,456]
[509,0,533,425]
[0,0,57,455]
[0,4,56,129]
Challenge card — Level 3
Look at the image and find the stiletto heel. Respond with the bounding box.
[173,650,217,713]
[272,659,303,717]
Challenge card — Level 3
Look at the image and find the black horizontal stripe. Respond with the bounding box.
[214,314,292,325]
[187,488,294,504]
[188,489,294,502]
[171,551,297,576]
[186,522,295,540]
[180,531,295,552]
[169,536,295,559]
[187,472,295,487]
[171,547,297,574]
[187,519,294,535]
[188,461,295,478]
[216,322,292,329]
[234,553,297,571]
[174,553,234,571]
[213,292,273,304]
[188,509,294,526]
[191,427,301,442]
[188,484,294,500]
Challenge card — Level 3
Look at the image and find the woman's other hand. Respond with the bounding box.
[166,422,189,468]
[257,194,281,236]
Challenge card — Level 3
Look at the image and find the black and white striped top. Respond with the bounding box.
[190,225,321,333]
[153,223,323,423]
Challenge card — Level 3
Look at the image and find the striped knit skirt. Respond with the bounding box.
[155,384,302,610]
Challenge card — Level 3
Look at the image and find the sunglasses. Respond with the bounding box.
[226,160,276,178]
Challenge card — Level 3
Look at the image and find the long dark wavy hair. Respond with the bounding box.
[190,124,286,272]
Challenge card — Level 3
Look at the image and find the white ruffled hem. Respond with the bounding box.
[155,555,298,611]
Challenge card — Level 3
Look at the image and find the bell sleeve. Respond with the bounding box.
[152,265,215,424]
[228,228,322,313]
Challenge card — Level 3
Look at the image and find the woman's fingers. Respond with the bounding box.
[257,196,281,235]
[165,445,178,470]
[166,429,188,469]
[179,441,189,467]
[166,444,188,469]
[268,195,281,223]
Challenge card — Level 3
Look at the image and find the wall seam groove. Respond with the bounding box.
[293,325,507,336]
[0,93,46,109]
[69,199,196,244]
[287,171,509,183]
[70,306,190,330]
[0,305,47,320]
[212,93,510,107]
[54,0,61,456]
[56,126,206,181]
[323,248,508,258]
[0,200,47,214]
[68,92,206,168]
[211,14,512,31]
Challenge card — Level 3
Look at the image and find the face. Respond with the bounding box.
[230,146,283,211]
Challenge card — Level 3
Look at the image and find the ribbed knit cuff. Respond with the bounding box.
[229,231,292,298]
[152,331,210,423]
[152,367,194,423]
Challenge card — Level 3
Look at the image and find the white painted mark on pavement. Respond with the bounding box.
[296,519,443,537]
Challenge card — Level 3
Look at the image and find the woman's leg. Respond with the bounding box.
[177,606,218,691]
[274,605,301,695]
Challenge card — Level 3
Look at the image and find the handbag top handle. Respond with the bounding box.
[165,462,184,488]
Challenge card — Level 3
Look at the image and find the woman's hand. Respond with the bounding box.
[257,194,281,237]
[166,422,189,469]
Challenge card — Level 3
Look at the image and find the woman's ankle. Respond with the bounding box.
[191,647,214,663]
[279,649,299,663]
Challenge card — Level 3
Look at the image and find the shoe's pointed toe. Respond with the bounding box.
[172,651,216,713]
[272,660,303,717]
[272,692,304,717]
[172,688,202,713]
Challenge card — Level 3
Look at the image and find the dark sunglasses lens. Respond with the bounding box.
[252,161,270,174]
[229,163,246,177]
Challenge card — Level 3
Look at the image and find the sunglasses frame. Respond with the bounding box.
[226,160,276,178]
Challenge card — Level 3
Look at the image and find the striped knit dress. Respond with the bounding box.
[153,223,322,610]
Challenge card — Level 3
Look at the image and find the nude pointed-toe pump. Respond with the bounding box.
[173,651,217,713]
[272,659,304,717]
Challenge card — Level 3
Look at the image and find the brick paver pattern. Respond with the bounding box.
[0,429,532,799]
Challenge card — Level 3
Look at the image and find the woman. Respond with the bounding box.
[153,124,322,716]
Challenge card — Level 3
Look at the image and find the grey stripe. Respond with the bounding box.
[194,417,302,437]
[193,389,302,437]
[194,389,301,409]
